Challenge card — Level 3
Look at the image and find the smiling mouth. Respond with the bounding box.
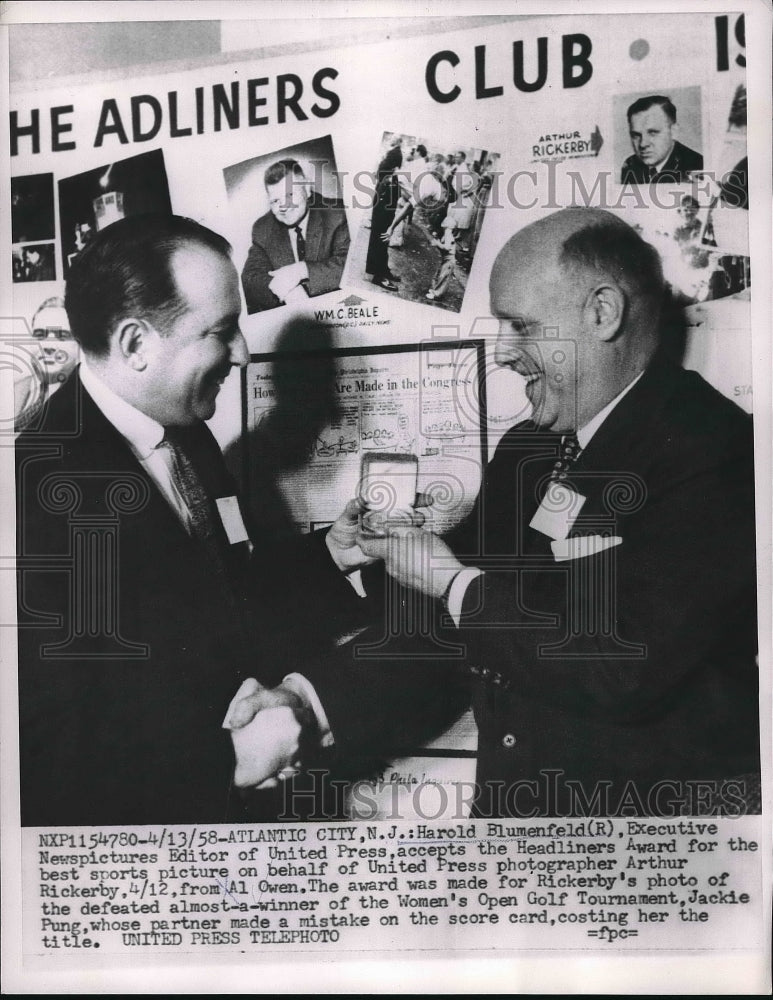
[503,355,541,382]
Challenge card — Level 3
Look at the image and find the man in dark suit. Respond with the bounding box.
[15,214,377,827]
[241,158,350,314]
[357,207,759,817]
[621,95,704,184]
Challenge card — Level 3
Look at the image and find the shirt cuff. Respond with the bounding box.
[446,568,484,628]
[282,672,335,748]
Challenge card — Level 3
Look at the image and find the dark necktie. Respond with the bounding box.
[294,225,306,261]
[550,433,581,483]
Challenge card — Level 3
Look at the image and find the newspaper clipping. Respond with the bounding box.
[2,2,771,994]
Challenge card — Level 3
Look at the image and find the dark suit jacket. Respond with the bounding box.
[15,370,369,826]
[445,359,759,816]
[241,193,350,314]
[621,140,704,184]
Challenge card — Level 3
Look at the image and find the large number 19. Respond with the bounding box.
[716,14,746,71]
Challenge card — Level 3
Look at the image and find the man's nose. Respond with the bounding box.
[229,330,250,367]
[494,322,521,367]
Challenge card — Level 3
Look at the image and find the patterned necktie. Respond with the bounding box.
[550,433,581,483]
[159,429,216,541]
[159,430,251,597]
[294,225,306,261]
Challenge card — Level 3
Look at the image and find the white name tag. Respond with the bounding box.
[216,495,250,545]
[551,535,623,562]
[528,484,587,540]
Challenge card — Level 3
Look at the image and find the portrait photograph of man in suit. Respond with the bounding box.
[226,137,350,315]
[620,92,704,184]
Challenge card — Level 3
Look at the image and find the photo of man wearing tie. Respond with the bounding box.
[620,94,704,185]
[241,158,350,314]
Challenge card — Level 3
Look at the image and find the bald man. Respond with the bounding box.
[357,207,759,817]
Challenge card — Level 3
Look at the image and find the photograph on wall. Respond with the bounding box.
[616,187,750,305]
[12,295,80,433]
[11,172,55,245]
[57,147,171,274]
[223,134,349,315]
[11,242,56,283]
[346,130,500,312]
[616,86,704,184]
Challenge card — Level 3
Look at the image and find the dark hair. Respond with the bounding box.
[626,95,677,125]
[559,219,665,312]
[64,214,232,357]
[680,195,700,210]
[728,84,747,130]
[264,158,306,188]
[416,144,427,158]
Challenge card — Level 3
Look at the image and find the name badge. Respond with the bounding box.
[216,496,250,545]
[528,483,586,540]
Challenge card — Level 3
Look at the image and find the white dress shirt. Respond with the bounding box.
[79,361,194,531]
[447,371,645,625]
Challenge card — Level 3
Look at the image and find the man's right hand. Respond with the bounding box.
[223,678,314,789]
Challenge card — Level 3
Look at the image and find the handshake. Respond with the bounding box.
[222,676,324,789]
[223,494,466,790]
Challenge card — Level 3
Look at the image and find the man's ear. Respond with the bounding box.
[115,318,151,371]
[583,283,626,342]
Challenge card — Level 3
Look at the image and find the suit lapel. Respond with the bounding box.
[304,198,325,263]
[66,369,196,544]
[563,360,680,530]
[269,216,296,268]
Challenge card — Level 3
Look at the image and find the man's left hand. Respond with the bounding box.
[268,262,309,301]
[326,497,431,573]
[325,498,375,572]
[356,524,464,598]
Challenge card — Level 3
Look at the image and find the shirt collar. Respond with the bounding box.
[79,360,165,459]
[577,371,645,450]
[292,211,309,237]
[650,141,676,175]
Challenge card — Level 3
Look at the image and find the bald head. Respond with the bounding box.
[490,208,665,432]
[493,208,664,322]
